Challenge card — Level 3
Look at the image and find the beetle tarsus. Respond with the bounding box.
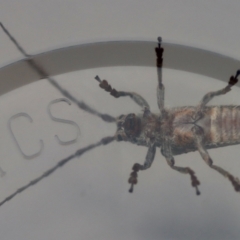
[129,184,134,193]
[235,69,240,78]
[94,75,102,83]
[196,187,201,195]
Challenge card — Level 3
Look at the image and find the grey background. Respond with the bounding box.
[1,1,240,240]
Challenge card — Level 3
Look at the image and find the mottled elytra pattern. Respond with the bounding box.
[0,22,240,208]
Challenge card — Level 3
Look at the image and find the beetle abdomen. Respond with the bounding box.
[207,106,240,146]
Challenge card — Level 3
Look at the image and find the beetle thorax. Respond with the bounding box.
[116,113,162,147]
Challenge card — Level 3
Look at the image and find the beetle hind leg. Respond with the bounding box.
[161,141,201,195]
[194,70,239,120]
[193,125,240,192]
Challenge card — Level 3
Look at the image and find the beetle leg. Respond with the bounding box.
[161,139,201,195]
[95,75,150,109]
[128,144,156,192]
[192,125,240,192]
[195,70,240,118]
[155,37,165,114]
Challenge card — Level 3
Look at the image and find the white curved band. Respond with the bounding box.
[0,40,239,95]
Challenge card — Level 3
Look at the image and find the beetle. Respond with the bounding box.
[94,37,240,195]
[0,23,240,207]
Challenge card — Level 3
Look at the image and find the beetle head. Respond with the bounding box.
[115,113,141,142]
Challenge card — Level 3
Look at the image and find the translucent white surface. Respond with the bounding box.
[1,1,240,239]
[0,67,240,240]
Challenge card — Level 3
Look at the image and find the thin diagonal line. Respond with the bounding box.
[0,22,116,123]
[0,136,114,207]
[0,22,29,57]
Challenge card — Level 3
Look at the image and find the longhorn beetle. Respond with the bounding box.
[0,23,240,207]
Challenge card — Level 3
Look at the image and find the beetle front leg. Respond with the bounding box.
[192,125,240,192]
[161,140,201,195]
[128,144,156,192]
[95,75,150,109]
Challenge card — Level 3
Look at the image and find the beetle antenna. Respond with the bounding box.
[0,136,115,207]
[0,22,116,123]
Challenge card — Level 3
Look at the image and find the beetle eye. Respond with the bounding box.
[117,134,123,141]
[124,114,141,137]
[124,115,135,129]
